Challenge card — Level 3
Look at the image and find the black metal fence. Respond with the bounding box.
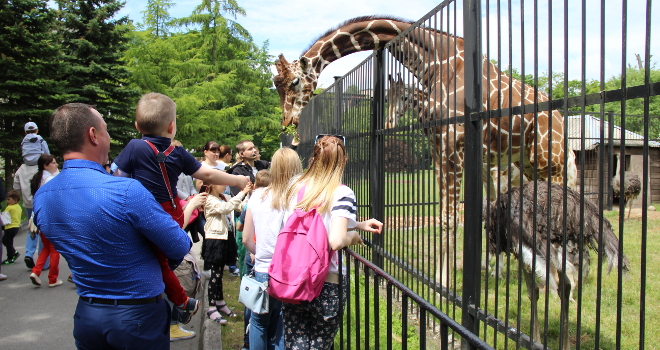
[293,1,657,349]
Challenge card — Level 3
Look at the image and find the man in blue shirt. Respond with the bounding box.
[34,103,192,349]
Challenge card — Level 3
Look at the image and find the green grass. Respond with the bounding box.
[217,274,246,350]
[341,205,658,350]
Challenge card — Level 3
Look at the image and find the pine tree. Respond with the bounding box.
[56,0,140,157]
[141,0,174,38]
[0,0,65,186]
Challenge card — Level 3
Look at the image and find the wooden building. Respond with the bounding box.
[567,115,660,208]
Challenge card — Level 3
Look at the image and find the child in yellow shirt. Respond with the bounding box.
[2,190,22,265]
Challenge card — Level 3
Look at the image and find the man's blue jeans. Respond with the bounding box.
[249,272,284,350]
[24,208,49,267]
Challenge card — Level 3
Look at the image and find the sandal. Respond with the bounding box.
[216,303,237,317]
[207,308,227,325]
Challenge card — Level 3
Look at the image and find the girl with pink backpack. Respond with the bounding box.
[243,139,382,350]
[280,135,381,349]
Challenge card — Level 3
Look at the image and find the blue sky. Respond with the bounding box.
[117,0,658,88]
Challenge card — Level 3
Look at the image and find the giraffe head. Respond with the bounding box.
[386,74,413,129]
[274,54,317,127]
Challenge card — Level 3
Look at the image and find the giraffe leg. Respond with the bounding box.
[433,130,460,288]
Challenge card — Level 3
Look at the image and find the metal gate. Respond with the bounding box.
[287,1,658,349]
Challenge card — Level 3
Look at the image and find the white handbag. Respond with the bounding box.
[238,271,269,314]
[0,212,11,226]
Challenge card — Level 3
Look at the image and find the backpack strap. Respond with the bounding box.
[143,140,177,209]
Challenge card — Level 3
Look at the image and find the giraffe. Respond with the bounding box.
[386,74,578,195]
[386,75,579,280]
[273,16,571,287]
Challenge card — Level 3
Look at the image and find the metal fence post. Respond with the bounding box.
[370,49,385,270]
[334,76,344,134]
[607,110,614,210]
[461,0,483,348]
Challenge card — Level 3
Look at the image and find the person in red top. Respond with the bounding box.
[113,92,250,329]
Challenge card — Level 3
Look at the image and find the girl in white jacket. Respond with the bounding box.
[202,181,252,325]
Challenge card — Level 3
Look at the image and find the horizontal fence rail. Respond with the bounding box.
[290,0,656,349]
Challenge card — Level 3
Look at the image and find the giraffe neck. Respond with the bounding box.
[302,18,411,77]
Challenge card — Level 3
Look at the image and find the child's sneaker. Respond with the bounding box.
[30,272,42,286]
[169,324,195,341]
[24,256,35,269]
[1,259,13,265]
[0,274,7,281]
[177,297,200,324]
[10,252,20,263]
[229,267,240,276]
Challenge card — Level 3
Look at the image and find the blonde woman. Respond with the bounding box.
[243,140,382,350]
[242,148,302,349]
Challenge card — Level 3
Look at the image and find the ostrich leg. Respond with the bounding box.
[522,268,541,345]
[627,198,633,220]
[559,272,572,350]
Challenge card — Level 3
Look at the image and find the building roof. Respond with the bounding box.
[566,115,660,150]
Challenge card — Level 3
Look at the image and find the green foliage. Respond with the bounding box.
[0,0,66,182]
[55,0,141,157]
[125,0,281,159]
[504,61,660,138]
[601,64,660,138]
[140,0,174,37]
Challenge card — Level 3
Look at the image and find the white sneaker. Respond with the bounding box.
[49,279,63,288]
[0,273,7,281]
[30,273,42,286]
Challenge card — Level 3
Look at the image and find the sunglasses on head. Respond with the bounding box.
[314,134,346,145]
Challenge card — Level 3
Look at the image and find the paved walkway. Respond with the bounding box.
[0,224,206,350]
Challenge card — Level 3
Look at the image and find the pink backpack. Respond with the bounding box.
[268,186,331,304]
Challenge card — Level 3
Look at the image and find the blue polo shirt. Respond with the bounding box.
[113,135,202,203]
[33,159,192,299]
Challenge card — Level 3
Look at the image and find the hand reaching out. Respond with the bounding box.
[356,218,383,234]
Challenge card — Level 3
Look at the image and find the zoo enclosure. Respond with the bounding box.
[292,1,657,349]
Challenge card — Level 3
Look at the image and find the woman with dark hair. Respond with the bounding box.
[217,145,233,171]
[28,154,64,287]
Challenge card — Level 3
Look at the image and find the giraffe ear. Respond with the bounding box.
[275,54,289,74]
[299,56,310,73]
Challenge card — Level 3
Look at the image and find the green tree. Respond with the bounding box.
[602,62,660,138]
[0,0,65,186]
[125,0,281,159]
[141,0,174,37]
[56,0,140,157]
[504,60,660,138]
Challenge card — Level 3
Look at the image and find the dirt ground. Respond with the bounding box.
[612,207,660,220]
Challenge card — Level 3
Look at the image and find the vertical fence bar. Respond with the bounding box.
[334,76,343,135]
[461,0,483,349]
[607,110,615,211]
[371,49,386,270]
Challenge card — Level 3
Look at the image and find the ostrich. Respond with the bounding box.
[611,174,642,219]
[486,181,629,350]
